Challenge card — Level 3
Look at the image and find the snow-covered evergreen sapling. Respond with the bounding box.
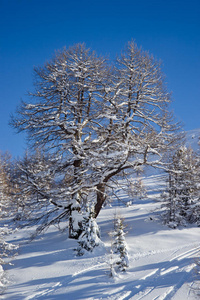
[76,208,102,256]
[108,248,117,278]
[112,216,129,272]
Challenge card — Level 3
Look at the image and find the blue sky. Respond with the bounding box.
[1,0,200,157]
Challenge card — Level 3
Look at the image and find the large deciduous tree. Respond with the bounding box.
[11,42,179,238]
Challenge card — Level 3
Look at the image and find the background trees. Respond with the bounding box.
[11,149,56,222]
[0,153,18,290]
[11,42,180,238]
[163,145,200,227]
[0,152,13,217]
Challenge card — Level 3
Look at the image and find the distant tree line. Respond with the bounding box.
[162,143,200,228]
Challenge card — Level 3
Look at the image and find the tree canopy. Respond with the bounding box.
[10,42,180,238]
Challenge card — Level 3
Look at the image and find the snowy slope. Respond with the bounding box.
[2,129,200,300]
[2,174,200,300]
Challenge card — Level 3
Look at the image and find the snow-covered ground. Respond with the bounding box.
[2,171,200,300]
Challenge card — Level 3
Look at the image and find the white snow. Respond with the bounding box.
[1,129,200,299]
[2,176,200,300]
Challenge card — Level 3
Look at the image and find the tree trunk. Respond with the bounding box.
[68,157,82,239]
[94,183,106,218]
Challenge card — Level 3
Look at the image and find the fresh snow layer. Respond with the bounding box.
[2,173,200,300]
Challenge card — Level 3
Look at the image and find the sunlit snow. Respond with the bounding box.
[1,130,200,300]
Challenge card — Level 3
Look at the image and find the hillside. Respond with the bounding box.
[2,130,200,300]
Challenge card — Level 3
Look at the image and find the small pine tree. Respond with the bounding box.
[108,248,117,278]
[112,216,129,272]
[76,208,102,256]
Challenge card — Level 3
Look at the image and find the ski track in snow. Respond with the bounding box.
[104,242,200,300]
[48,241,200,300]
[3,230,200,299]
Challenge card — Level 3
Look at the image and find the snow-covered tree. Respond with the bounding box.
[0,152,13,217]
[107,248,117,278]
[110,216,129,272]
[126,167,147,200]
[11,44,110,238]
[0,152,19,290]
[163,146,200,227]
[11,149,55,223]
[10,42,180,238]
[0,225,18,292]
[76,208,102,255]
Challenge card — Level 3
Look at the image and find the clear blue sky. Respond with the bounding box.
[1,0,200,157]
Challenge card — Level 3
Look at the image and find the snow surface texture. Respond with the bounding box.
[2,130,200,300]
[2,174,200,300]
